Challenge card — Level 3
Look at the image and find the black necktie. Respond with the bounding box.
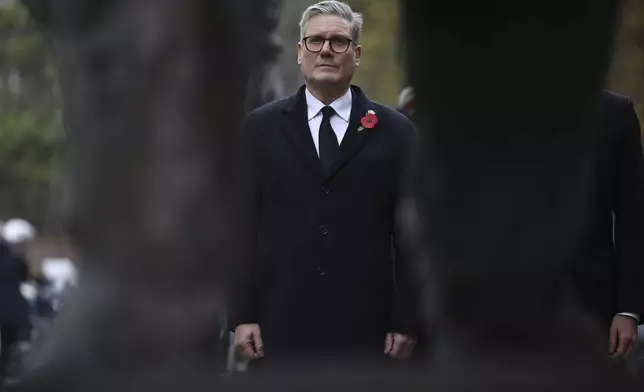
[319,106,338,174]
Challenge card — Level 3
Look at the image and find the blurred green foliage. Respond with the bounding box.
[608,0,644,139]
[345,0,403,107]
[0,2,63,228]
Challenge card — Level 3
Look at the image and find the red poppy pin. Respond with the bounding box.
[358,110,378,132]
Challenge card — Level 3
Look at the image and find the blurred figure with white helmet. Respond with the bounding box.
[0,218,34,385]
[2,218,36,257]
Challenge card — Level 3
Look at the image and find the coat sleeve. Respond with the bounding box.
[389,116,421,335]
[228,113,261,329]
[614,97,644,321]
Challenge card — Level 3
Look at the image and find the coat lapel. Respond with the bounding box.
[324,85,375,182]
[279,85,376,182]
[280,86,325,178]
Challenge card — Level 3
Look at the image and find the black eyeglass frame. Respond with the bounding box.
[301,35,356,54]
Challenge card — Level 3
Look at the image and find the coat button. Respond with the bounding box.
[320,186,330,195]
[317,266,326,276]
[319,225,328,235]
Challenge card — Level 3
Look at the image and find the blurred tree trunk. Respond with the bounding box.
[19,0,262,389]
[403,0,637,388]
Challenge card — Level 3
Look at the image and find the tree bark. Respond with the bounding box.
[18,0,262,389]
[402,0,637,388]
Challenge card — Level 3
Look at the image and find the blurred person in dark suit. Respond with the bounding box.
[572,90,644,362]
[0,219,34,384]
[231,1,418,367]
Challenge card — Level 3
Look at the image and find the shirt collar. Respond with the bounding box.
[305,87,352,122]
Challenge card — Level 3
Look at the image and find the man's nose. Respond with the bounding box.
[320,40,333,54]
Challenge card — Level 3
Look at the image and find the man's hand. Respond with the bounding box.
[234,323,264,361]
[608,315,638,359]
[384,332,416,360]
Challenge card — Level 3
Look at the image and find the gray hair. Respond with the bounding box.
[299,1,364,42]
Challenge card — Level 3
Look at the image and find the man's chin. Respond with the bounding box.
[310,75,342,86]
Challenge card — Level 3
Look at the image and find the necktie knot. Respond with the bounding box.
[322,106,335,120]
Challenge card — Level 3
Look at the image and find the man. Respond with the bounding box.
[572,90,644,362]
[232,1,418,365]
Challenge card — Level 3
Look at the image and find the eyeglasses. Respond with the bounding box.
[302,36,354,54]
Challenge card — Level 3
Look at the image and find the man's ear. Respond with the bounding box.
[354,45,362,66]
[297,41,303,64]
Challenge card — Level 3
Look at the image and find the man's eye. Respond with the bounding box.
[309,37,323,44]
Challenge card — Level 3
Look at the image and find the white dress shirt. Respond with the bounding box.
[305,87,352,156]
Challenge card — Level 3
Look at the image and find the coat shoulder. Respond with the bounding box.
[245,97,289,122]
[601,89,638,131]
[242,98,289,140]
[370,102,417,140]
[602,89,633,109]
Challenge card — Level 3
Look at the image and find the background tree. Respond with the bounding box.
[608,0,644,140]
[0,0,62,228]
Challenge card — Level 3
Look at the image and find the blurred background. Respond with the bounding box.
[0,0,642,273]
